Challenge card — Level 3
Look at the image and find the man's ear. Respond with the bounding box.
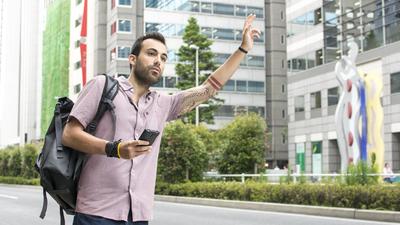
[128,54,137,68]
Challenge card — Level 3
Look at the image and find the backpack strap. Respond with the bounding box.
[39,187,48,219]
[54,101,64,157]
[86,74,119,139]
[60,206,65,225]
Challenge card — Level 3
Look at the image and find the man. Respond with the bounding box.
[62,15,260,225]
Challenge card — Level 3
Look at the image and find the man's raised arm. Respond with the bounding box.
[176,14,261,117]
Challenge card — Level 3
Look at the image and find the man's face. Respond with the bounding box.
[130,39,168,86]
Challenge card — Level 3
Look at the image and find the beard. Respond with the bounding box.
[133,60,162,86]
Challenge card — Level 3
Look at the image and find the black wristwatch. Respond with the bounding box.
[105,140,121,158]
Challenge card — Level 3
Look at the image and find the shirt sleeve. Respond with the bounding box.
[68,75,106,129]
[165,91,184,122]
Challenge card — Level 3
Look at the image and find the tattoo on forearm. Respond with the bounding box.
[178,82,218,116]
[207,76,222,90]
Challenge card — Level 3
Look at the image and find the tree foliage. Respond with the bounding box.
[217,113,267,174]
[158,121,208,183]
[175,17,223,124]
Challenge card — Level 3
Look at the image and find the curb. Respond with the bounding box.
[155,195,400,223]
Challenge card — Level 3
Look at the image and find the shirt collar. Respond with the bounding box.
[117,76,156,98]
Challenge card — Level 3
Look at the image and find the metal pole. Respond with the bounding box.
[195,47,199,126]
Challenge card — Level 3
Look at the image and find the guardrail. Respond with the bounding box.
[203,172,400,183]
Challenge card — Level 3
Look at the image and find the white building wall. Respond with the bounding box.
[0,0,41,148]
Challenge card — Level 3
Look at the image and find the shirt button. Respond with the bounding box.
[146,112,149,115]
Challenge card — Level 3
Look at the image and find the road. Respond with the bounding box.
[0,184,397,225]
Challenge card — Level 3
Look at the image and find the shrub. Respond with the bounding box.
[155,181,400,211]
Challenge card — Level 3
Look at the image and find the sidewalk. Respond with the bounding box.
[155,195,400,223]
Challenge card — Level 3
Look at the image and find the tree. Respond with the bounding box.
[175,17,223,124]
[158,121,208,183]
[217,113,267,174]
[192,124,222,171]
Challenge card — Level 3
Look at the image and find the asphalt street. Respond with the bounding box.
[0,184,397,225]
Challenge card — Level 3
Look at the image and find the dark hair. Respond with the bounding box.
[129,32,166,70]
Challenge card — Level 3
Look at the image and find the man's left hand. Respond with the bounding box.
[240,14,261,52]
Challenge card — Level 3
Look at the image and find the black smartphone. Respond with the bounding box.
[138,129,160,146]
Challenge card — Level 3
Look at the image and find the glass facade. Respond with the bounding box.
[288,0,400,72]
[219,79,264,93]
[145,22,264,43]
[215,105,265,118]
[145,0,264,18]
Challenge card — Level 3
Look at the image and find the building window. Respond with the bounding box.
[281,35,285,44]
[282,134,286,144]
[177,0,199,12]
[236,80,247,92]
[215,105,235,117]
[295,96,304,112]
[311,91,321,109]
[111,21,116,35]
[248,106,265,117]
[328,87,340,106]
[213,28,235,40]
[118,0,131,6]
[235,5,247,17]
[200,2,212,13]
[248,81,264,93]
[391,72,400,94]
[247,6,264,18]
[75,40,80,48]
[222,80,235,91]
[282,84,285,93]
[117,46,130,59]
[118,19,131,32]
[213,3,234,15]
[74,61,81,70]
[165,76,177,88]
[75,17,82,27]
[111,0,116,9]
[201,27,212,39]
[74,84,81,94]
[282,109,285,118]
[247,55,264,67]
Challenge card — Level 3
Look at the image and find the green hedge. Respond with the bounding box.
[156,181,400,211]
[0,144,40,179]
[0,176,39,185]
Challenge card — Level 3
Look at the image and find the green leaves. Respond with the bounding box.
[158,121,208,183]
[217,113,267,174]
[175,17,222,124]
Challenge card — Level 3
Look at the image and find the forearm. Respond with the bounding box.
[206,48,246,88]
[177,49,246,116]
[62,119,107,155]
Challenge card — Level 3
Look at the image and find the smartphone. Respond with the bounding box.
[138,129,160,146]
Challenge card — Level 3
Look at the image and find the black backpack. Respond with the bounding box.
[35,74,119,225]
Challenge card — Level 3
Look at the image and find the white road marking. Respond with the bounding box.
[0,194,18,200]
